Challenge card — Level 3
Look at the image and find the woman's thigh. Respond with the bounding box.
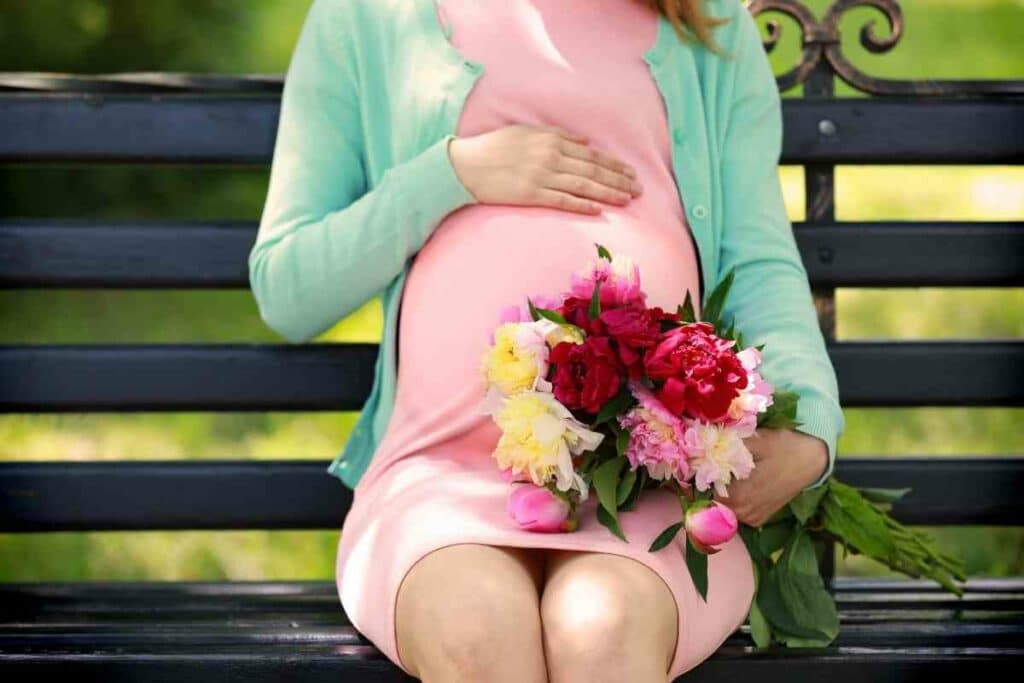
[394,543,549,680]
[540,548,679,679]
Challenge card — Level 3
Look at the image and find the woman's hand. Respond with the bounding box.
[713,428,829,527]
[448,124,643,215]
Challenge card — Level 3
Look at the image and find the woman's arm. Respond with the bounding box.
[716,4,846,491]
[249,0,478,343]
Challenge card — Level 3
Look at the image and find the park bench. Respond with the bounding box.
[2,0,1022,679]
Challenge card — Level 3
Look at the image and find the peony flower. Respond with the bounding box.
[681,421,756,498]
[617,381,691,484]
[507,483,578,532]
[568,253,645,308]
[486,390,603,499]
[599,303,678,378]
[643,322,749,422]
[498,293,565,325]
[481,320,556,399]
[685,501,739,553]
[557,295,605,336]
[549,336,623,414]
[725,347,774,432]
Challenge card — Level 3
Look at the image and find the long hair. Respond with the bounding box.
[639,0,734,58]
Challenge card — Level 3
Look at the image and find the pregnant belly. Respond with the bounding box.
[393,203,702,416]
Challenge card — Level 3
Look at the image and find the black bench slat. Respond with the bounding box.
[1,579,1021,681]
[0,344,378,412]
[4,219,1022,289]
[1,341,1021,412]
[2,458,1021,532]
[0,220,253,289]
[1,95,1021,164]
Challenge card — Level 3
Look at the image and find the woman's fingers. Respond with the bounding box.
[553,153,643,199]
[447,124,642,213]
[531,187,604,215]
[543,170,634,207]
[558,138,638,180]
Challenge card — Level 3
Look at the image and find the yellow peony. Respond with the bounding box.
[489,391,603,499]
[481,321,552,396]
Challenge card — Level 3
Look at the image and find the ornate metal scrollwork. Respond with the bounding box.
[745,0,1024,96]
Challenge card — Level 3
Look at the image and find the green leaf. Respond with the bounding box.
[788,483,830,524]
[649,520,684,552]
[821,480,895,560]
[758,520,796,557]
[596,243,612,260]
[526,297,570,325]
[763,505,796,526]
[592,386,634,425]
[739,524,767,565]
[756,529,839,646]
[856,486,912,505]
[724,316,737,342]
[748,600,773,648]
[700,267,735,325]
[621,467,648,511]
[615,426,630,457]
[757,389,803,430]
[677,290,696,323]
[686,536,710,602]
[597,502,628,542]
[589,280,602,320]
[593,456,625,521]
[616,467,637,506]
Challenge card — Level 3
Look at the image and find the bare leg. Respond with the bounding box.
[540,549,679,683]
[395,543,550,682]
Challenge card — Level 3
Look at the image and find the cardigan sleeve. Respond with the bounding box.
[249,0,479,344]
[716,4,846,490]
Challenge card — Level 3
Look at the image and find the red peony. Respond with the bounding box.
[643,321,749,421]
[599,304,679,379]
[550,336,622,414]
[557,296,605,336]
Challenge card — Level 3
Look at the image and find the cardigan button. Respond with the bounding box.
[691,204,708,220]
[672,128,684,145]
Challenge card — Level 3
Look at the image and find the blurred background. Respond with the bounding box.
[0,0,1021,581]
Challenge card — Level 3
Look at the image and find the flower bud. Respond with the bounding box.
[507,483,576,533]
[685,501,738,553]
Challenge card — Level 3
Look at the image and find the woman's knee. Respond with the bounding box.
[396,543,548,681]
[540,550,678,677]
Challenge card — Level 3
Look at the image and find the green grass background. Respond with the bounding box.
[0,0,1021,582]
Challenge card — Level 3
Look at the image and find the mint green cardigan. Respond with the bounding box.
[248,0,845,492]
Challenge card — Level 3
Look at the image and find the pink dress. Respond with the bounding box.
[335,1,755,678]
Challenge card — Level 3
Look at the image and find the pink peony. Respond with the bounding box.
[567,254,645,309]
[507,483,577,532]
[616,381,691,484]
[498,293,565,326]
[681,421,756,498]
[685,501,739,554]
[725,346,775,436]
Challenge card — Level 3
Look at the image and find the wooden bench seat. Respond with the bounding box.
[3,577,1022,681]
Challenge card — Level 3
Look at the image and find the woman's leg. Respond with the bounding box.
[395,543,550,682]
[540,549,679,683]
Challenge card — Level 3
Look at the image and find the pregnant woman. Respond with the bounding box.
[249,0,845,680]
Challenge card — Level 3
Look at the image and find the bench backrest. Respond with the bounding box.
[2,1,1022,544]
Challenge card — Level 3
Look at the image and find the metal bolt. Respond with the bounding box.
[818,119,837,137]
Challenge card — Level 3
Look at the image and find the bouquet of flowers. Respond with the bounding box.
[479,243,965,648]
